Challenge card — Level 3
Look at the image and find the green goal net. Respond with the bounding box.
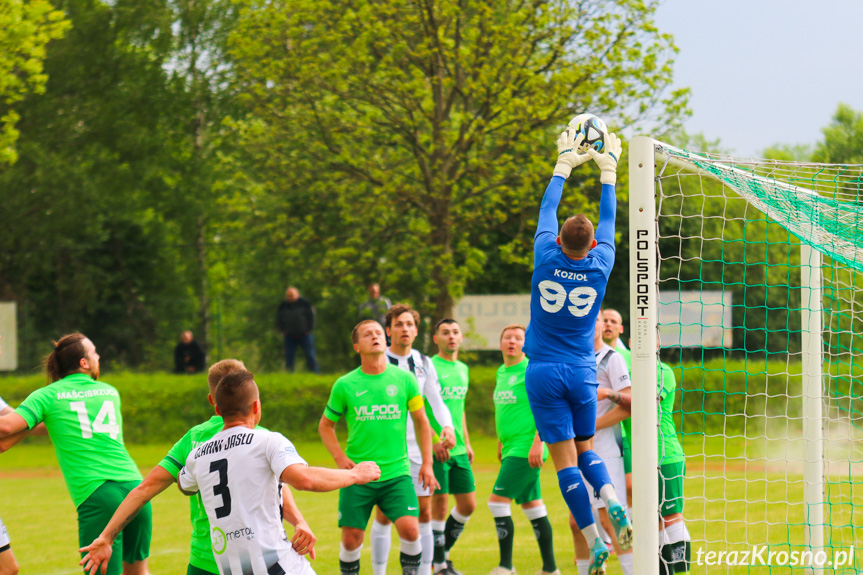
[628,137,863,574]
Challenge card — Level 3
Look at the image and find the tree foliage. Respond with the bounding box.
[227,0,690,335]
[0,0,69,164]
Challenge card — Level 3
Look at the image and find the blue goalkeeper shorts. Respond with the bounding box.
[525,361,598,444]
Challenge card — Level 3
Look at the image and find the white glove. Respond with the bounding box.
[587,132,622,185]
[553,129,590,179]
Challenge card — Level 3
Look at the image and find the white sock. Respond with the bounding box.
[618,552,634,575]
[339,542,363,562]
[451,508,472,523]
[371,519,391,575]
[420,521,434,571]
[400,536,422,556]
[576,558,590,575]
[598,484,617,507]
[522,504,547,520]
[488,501,512,518]
[581,523,601,546]
[665,520,686,544]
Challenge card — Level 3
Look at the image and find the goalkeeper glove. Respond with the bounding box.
[587,132,622,185]
[553,129,590,179]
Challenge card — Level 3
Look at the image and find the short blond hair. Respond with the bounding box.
[352,320,382,344]
[500,324,526,341]
[207,359,247,395]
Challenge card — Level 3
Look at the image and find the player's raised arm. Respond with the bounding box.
[587,133,622,253]
[536,130,590,242]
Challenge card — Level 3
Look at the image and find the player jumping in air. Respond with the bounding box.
[177,369,380,575]
[522,127,629,575]
[80,359,317,575]
[488,325,558,575]
[319,320,438,575]
[429,318,476,575]
[371,304,456,575]
[0,334,151,575]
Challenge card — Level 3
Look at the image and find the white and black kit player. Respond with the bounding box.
[180,426,314,575]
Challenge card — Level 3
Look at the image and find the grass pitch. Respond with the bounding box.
[2,435,860,574]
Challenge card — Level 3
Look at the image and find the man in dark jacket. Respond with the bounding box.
[173,331,206,374]
[276,286,319,373]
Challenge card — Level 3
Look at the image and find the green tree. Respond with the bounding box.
[228,0,689,332]
[814,103,863,164]
[0,0,68,164]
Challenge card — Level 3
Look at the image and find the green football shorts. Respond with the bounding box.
[78,480,152,575]
[433,453,475,495]
[338,475,418,529]
[659,461,686,516]
[492,456,542,505]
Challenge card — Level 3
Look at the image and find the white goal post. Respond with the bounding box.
[628,135,835,574]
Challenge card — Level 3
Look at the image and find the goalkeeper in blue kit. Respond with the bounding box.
[523,126,630,575]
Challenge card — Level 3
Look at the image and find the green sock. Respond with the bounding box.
[495,516,515,569]
[530,515,557,572]
[444,513,466,552]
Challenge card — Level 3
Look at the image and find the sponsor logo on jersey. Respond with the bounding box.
[211,527,227,555]
[56,388,118,400]
[356,390,369,397]
[553,269,588,281]
[493,390,517,404]
[354,404,402,421]
[441,386,468,401]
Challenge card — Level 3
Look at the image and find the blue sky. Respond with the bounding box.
[654,0,863,157]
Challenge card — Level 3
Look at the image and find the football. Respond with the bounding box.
[568,113,608,153]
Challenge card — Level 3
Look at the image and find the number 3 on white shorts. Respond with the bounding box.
[70,400,120,439]
[538,280,598,317]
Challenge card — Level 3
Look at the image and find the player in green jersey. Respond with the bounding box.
[488,325,558,575]
[79,359,317,575]
[0,334,149,575]
[656,361,689,574]
[429,319,475,575]
[319,319,438,575]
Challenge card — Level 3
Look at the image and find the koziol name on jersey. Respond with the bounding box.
[493,390,517,404]
[354,404,401,421]
[553,269,587,281]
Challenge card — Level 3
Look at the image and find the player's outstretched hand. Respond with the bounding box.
[587,132,622,185]
[433,441,451,463]
[291,521,318,560]
[79,537,113,575]
[553,128,590,179]
[351,460,381,484]
[419,462,441,492]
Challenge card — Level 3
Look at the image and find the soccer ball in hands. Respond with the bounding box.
[569,114,608,154]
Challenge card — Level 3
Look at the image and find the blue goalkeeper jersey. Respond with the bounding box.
[523,175,616,366]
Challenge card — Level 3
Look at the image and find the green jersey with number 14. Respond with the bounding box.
[14,373,141,507]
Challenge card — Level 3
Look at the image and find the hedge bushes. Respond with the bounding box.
[1,358,840,443]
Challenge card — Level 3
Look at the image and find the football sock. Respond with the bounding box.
[432,519,446,568]
[444,508,470,551]
[577,451,613,502]
[558,466,594,529]
[370,519,391,575]
[419,521,434,573]
[339,543,362,575]
[489,501,514,570]
[400,537,423,575]
[524,504,557,573]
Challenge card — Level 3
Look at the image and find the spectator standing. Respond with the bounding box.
[358,283,392,326]
[173,331,206,374]
[277,287,320,374]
